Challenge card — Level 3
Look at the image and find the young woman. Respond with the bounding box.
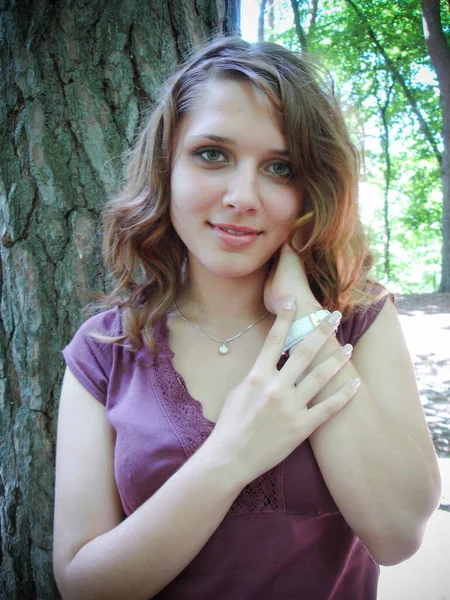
[53,37,441,600]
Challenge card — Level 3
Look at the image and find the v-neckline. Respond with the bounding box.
[156,313,217,428]
[148,313,286,518]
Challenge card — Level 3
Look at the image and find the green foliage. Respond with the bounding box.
[263,0,446,292]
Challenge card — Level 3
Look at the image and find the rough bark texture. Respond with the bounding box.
[0,1,239,598]
[421,0,450,291]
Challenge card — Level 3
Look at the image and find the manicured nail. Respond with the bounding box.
[328,310,342,325]
[350,378,361,391]
[283,297,296,311]
[341,343,353,356]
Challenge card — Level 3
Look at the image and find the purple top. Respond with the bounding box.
[63,300,386,599]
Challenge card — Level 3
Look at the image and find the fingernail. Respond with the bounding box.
[341,343,353,356]
[350,378,361,391]
[328,311,342,325]
[283,297,296,311]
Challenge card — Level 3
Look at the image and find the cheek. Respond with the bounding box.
[269,191,302,226]
[171,170,221,214]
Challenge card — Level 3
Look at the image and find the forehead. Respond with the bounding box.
[175,77,285,144]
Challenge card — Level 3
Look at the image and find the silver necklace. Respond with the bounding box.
[174,302,269,355]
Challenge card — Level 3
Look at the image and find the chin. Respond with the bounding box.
[203,257,269,280]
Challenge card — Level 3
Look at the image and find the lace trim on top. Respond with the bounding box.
[150,316,285,517]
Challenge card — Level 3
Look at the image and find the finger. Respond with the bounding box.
[304,378,361,433]
[280,311,342,383]
[294,344,353,403]
[255,297,296,371]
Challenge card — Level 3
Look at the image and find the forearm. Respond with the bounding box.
[292,294,440,564]
[310,365,437,563]
[61,444,244,600]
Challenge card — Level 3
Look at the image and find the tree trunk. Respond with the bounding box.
[376,80,395,283]
[380,106,392,282]
[258,0,267,41]
[0,2,239,598]
[421,0,450,291]
[267,0,275,31]
[290,0,308,53]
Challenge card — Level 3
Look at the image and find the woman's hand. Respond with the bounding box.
[207,301,357,485]
[264,243,317,315]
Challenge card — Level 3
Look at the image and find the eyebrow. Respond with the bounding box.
[188,134,290,157]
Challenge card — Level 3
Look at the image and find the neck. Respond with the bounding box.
[175,261,269,328]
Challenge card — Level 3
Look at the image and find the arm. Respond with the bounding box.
[265,245,441,566]
[53,368,244,600]
[308,299,441,565]
[54,307,357,600]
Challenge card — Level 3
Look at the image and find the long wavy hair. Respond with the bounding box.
[95,36,382,352]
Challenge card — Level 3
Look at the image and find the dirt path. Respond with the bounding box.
[395,293,450,458]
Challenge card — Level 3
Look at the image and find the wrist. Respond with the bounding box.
[195,437,249,493]
[292,292,322,319]
[283,309,333,353]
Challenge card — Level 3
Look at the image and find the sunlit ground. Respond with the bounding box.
[378,302,450,599]
[378,458,450,599]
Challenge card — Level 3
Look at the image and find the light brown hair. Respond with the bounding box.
[96,36,382,352]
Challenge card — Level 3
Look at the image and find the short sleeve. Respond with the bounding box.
[62,307,121,405]
[337,294,391,348]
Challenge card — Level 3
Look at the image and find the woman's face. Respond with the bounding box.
[170,77,302,281]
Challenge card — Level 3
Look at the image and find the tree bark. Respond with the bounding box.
[421,0,450,291]
[0,1,239,598]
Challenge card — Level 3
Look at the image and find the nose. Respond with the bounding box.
[222,164,260,212]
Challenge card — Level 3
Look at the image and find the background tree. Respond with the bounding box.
[0,1,239,598]
[258,0,274,41]
[421,0,450,291]
[268,0,448,292]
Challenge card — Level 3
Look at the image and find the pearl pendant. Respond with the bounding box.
[219,343,229,355]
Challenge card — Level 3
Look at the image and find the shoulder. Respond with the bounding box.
[73,306,123,339]
[62,306,123,405]
[337,288,393,347]
[64,305,123,364]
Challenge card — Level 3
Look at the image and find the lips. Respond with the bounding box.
[209,222,262,249]
[210,223,262,235]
